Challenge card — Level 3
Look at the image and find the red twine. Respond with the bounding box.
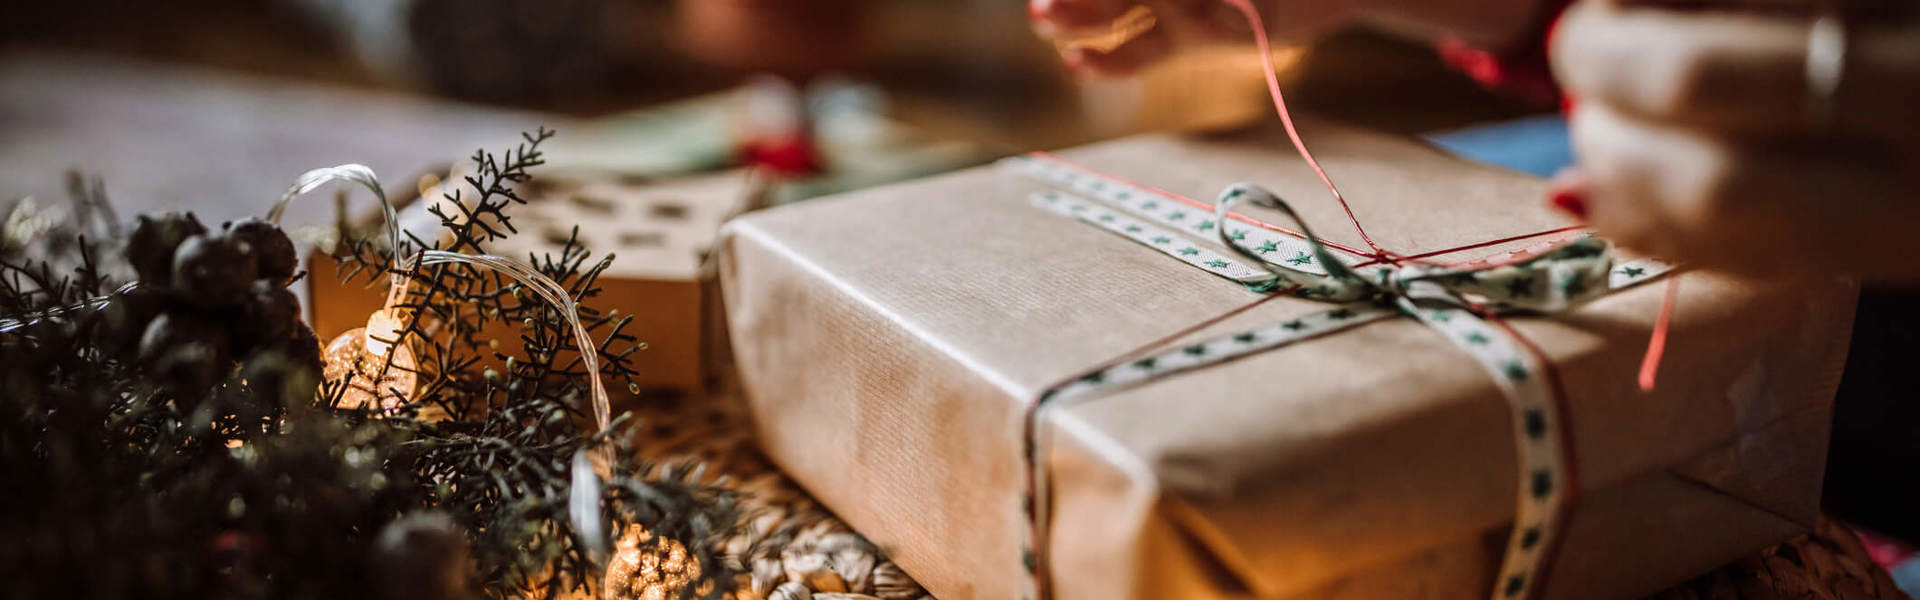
[1639,277,1680,392]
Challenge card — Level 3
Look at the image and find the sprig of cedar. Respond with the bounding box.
[0,131,741,600]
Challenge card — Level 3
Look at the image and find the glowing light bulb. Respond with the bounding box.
[323,307,419,413]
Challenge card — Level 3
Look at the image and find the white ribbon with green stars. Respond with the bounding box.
[1006,155,1339,278]
[1004,154,1671,600]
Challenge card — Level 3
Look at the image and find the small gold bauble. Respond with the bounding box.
[602,525,701,600]
[322,308,418,413]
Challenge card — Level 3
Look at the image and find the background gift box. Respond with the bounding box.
[308,167,754,392]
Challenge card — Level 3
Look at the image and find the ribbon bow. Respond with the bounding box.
[1014,154,1671,600]
[1214,182,1617,313]
[1213,181,1624,598]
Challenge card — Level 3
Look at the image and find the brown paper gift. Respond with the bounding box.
[717,121,1857,599]
[308,169,752,391]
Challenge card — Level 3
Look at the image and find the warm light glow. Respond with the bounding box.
[602,525,700,600]
[362,306,407,356]
[323,308,419,413]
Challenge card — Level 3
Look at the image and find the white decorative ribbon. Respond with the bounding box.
[1005,154,1339,278]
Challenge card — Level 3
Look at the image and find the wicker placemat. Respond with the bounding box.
[623,396,926,600]
[1650,517,1909,600]
[626,395,1908,600]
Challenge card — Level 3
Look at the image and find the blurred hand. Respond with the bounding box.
[1553,0,1920,279]
[1028,0,1353,76]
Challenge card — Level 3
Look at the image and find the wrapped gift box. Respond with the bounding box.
[717,121,1858,599]
[308,169,753,391]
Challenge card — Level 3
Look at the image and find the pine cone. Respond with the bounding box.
[238,347,321,409]
[284,322,324,376]
[223,217,298,285]
[125,212,206,286]
[138,311,231,393]
[99,285,165,359]
[171,234,257,307]
[373,512,474,600]
[235,280,301,355]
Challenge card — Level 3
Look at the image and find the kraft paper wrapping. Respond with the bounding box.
[717,122,1857,599]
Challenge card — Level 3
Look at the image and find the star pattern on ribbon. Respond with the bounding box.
[1005,155,1336,276]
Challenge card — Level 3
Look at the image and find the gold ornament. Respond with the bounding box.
[321,307,419,413]
[602,525,701,600]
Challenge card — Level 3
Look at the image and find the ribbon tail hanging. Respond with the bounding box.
[1399,301,1577,599]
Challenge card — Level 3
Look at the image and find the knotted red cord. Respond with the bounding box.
[1219,0,1393,261]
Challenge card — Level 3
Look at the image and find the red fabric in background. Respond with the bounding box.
[1857,527,1919,567]
[741,134,824,176]
[1436,0,1576,106]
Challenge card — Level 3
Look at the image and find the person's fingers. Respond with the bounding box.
[1071,24,1178,76]
[1554,2,1920,141]
[1035,0,1222,38]
[1848,21,1920,144]
[1156,0,1251,40]
[1031,0,1134,33]
[1546,168,1591,221]
[1571,101,1920,278]
[1568,103,1693,260]
[1573,102,1783,273]
[1611,0,1915,21]
[1556,2,1808,134]
[1037,0,1249,47]
[1612,0,1825,17]
[1033,0,1186,75]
